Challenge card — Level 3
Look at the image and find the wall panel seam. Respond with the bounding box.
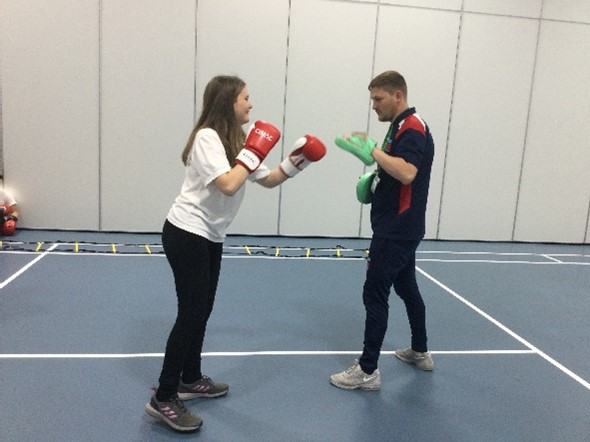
[277,0,292,236]
[435,0,464,240]
[462,10,540,21]
[373,2,460,14]
[98,0,103,231]
[357,0,381,238]
[511,0,544,241]
[194,0,199,125]
[540,17,590,26]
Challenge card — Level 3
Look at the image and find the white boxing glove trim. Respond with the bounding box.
[291,136,307,149]
[279,137,310,177]
[279,157,300,177]
[250,163,271,181]
[236,148,261,172]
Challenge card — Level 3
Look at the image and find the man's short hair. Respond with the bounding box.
[368,70,407,97]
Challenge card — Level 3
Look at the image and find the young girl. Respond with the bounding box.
[146,75,325,432]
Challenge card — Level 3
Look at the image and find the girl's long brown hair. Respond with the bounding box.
[181,75,247,166]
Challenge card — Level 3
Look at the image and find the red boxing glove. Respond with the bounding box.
[2,218,16,236]
[280,135,327,177]
[235,120,281,172]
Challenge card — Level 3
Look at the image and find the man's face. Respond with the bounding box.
[370,87,402,122]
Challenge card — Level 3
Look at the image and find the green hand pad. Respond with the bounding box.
[356,171,376,204]
[335,136,376,166]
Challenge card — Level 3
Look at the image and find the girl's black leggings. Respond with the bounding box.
[156,220,223,401]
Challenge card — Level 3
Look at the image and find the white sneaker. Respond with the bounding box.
[330,360,381,390]
[394,347,434,371]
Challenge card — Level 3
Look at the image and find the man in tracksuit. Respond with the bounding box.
[331,70,435,390]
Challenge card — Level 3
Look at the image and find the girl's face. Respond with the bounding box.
[234,86,252,125]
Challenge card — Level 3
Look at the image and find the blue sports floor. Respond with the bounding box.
[1,230,590,441]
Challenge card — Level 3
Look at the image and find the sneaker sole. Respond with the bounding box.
[394,353,434,371]
[329,379,381,391]
[144,402,202,432]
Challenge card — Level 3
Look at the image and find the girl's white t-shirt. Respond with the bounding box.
[0,189,17,207]
[167,128,270,242]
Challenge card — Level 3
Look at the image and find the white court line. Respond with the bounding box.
[0,243,59,290]
[416,266,590,391]
[0,250,166,258]
[3,248,590,265]
[0,349,536,359]
[419,250,590,259]
[8,251,590,266]
[550,253,590,258]
[416,259,590,266]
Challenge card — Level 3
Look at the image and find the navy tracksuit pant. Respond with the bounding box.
[359,236,428,374]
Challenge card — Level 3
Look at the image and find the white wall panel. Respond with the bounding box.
[514,21,590,243]
[543,0,590,24]
[463,0,542,18]
[438,14,538,241]
[279,0,377,237]
[100,0,195,232]
[362,6,461,238]
[195,0,289,236]
[1,0,99,230]
[3,1,589,243]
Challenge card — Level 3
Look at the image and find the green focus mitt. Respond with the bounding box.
[334,133,376,166]
[356,171,376,204]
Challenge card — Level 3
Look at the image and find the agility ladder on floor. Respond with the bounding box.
[0,240,370,259]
